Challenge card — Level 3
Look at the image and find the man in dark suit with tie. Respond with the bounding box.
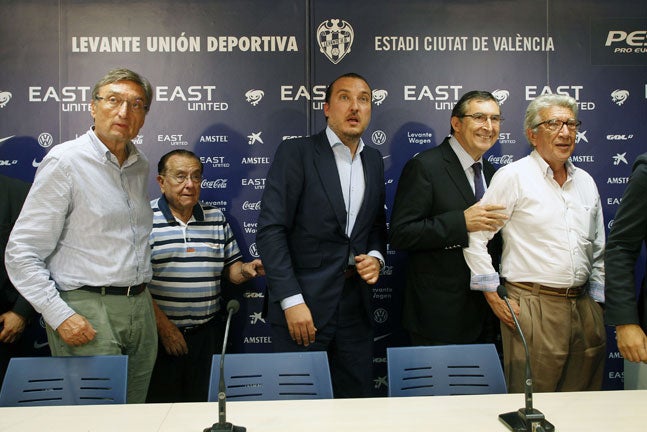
[257,72,387,398]
[390,90,506,346]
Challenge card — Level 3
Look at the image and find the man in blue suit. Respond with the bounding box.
[257,72,387,398]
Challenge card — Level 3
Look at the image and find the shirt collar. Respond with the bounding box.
[158,194,205,224]
[530,149,576,178]
[326,126,365,155]
[449,135,482,170]
[88,127,140,166]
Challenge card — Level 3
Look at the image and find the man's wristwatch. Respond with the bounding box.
[377,258,385,270]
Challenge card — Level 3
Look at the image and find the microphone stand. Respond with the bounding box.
[203,300,246,432]
[497,286,554,432]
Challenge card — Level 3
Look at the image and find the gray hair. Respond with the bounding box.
[91,68,153,113]
[523,93,578,142]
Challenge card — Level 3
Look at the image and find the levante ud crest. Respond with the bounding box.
[317,19,354,64]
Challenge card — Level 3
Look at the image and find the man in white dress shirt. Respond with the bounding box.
[463,94,606,392]
[5,68,157,403]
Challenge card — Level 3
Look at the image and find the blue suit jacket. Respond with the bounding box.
[257,130,387,329]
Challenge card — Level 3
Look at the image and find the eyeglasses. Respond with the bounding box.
[95,95,148,112]
[532,118,581,132]
[164,173,203,184]
[459,113,504,125]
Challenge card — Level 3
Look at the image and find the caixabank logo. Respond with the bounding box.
[591,18,647,65]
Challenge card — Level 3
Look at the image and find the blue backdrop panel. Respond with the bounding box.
[1,0,645,395]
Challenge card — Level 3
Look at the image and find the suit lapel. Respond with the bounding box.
[440,139,476,205]
[313,132,348,232]
[350,148,374,238]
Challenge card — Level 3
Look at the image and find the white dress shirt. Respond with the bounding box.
[463,150,605,302]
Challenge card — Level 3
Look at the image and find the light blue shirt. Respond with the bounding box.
[327,126,366,238]
[4,129,153,329]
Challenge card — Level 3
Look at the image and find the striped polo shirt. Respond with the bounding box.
[148,196,242,327]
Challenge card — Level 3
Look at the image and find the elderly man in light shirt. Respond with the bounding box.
[5,68,157,403]
[463,93,606,393]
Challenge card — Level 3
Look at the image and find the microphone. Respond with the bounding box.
[497,285,554,432]
[204,299,246,432]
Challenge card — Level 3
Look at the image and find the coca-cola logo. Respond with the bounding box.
[201,178,228,189]
[487,155,514,165]
[242,200,261,211]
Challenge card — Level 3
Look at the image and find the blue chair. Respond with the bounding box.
[0,355,128,406]
[387,344,506,397]
[208,351,333,401]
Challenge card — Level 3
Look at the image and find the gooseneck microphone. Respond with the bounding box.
[497,285,554,432]
[204,299,246,432]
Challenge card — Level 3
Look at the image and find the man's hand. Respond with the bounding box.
[152,300,188,356]
[355,254,381,285]
[464,203,507,232]
[57,313,97,346]
[0,311,27,343]
[284,303,316,346]
[241,259,265,281]
[484,291,519,330]
[158,320,188,356]
[616,324,647,363]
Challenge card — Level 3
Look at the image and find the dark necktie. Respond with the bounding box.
[472,162,485,201]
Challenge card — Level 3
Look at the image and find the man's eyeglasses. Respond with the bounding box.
[532,118,581,132]
[459,113,504,125]
[164,173,203,184]
[95,95,148,112]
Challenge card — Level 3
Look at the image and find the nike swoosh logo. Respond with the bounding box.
[0,135,15,144]
[33,341,49,349]
[373,333,392,342]
[32,158,42,167]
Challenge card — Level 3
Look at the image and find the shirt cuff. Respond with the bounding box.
[470,273,500,292]
[588,282,604,303]
[280,294,305,310]
[368,250,385,269]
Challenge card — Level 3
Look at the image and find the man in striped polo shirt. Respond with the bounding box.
[146,149,264,403]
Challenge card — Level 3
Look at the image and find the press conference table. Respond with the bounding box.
[1,390,645,431]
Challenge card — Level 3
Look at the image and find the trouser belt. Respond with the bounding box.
[77,283,147,296]
[507,281,584,298]
[179,318,215,335]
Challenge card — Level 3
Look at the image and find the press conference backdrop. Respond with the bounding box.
[1,0,645,394]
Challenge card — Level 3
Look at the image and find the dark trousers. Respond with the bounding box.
[272,278,374,398]
[408,309,502,355]
[146,316,225,403]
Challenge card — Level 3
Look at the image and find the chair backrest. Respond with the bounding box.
[208,351,333,401]
[387,344,506,397]
[0,355,128,406]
